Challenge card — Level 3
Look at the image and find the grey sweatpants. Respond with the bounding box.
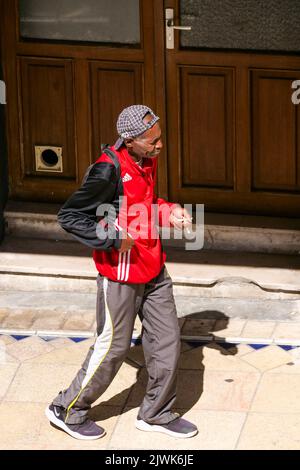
[53,265,181,425]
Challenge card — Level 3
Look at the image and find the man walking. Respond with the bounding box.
[45,105,198,440]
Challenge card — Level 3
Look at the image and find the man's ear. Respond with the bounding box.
[124,137,134,149]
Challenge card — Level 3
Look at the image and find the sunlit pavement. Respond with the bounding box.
[1,322,300,450]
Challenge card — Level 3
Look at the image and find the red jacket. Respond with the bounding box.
[93,146,175,283]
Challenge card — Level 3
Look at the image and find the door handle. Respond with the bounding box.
[172,25,192,31]
[166,8,191,49]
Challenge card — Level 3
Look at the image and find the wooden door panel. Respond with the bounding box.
[90,62,143,159]
[180,65,234,188]
[251,69,300,191]
[19,57,76,180]
[167,51,300,215]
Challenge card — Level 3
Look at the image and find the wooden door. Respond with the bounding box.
[165,0,300,216]
[0,0,165,202]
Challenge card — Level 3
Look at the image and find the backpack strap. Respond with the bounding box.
[102,145,123,198]
[102,147,121,182]
[81,145,122,194]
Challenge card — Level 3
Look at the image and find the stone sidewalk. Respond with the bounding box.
[1,281,300,450]
[1,296,300,346]
[1,331,300,450]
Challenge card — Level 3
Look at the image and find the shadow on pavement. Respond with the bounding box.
[89,311,237,422]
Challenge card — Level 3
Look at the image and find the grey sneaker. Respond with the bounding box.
[135,416,198,438]
[45,404,105,440]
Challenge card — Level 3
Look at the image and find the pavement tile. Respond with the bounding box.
[0,341,21,364]
[176,370,260,412]
[0,363,20,399]
[251,374,300,413]
[0,334,17,345]
[270,348,300,374]
[213,319,246,339]
[0,309,8,326]
[241,321,276,339]
[44,337,74,349]
[0,402,46,449]
[6,336,54,362]
[273,322,300,340]
[237,412,300,450]
[31,311,67,330]
[26,341,92,365]
[108,407,246,450]
[0,401,117,450]
[3,363,79,403]
[61,312,94,331]
[133,316,142,336]
[1,309,37,329]
[127,368,260,412]
[200,343,257,372]
[227,344,253,357]
[181,319,216,336]
[178,343,256,371]
[241,345,292,372]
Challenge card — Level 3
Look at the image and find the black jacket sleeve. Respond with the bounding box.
[57,161,122,250]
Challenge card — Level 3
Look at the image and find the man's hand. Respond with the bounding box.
[118,232,135,253]
[169,205,192,230]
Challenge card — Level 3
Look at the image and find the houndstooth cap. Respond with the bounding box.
[116,104,159,139]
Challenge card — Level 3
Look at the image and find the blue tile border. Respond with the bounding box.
[41,336,88,343]
[248,344,269,350]
[278,345,296,351]
[1,334,92,344]
[69,337,88,343]
[11,335,31,341]
[1,334,300,352]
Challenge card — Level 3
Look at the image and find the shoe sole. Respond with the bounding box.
[135,419,198,439]
[45,406,106,441]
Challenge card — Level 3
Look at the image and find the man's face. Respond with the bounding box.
[125,114,163,160]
